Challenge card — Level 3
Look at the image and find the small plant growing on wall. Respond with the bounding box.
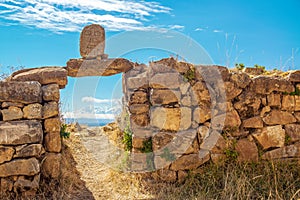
[122,114,133,151]
[60,124,71,138]
[183,66,196,82]
[235,63,245,71]
[254,64,266,71]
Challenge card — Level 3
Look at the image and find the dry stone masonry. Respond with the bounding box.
[1,24,300,197]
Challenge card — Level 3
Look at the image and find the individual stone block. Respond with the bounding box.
[180,107,192,130]
[285,124,300,143]
[41,153,61,179]
[230,71,251,88]
[14,174,40,194]
[150,73,180,89]
[126,72,148,89]
[263,110,296,125]
[243,67,264,75]
[80,24,105,58]
[0,158,40,177]
[150,89,180,105]
[170,153,210,171]
[0,178,13,192]
[0,146,14,164]
[10,67,67,88]
[1,106,23,121]
[193,105,211,124]
[201,131,227,153]
[243,116,263,128]
[130,114,149,127]
[295,96,300,111]
[234,90,261,118]
[282,95,295,111]
[253,125,285,150]
[130,91,148,105]
[211,110,241,130]
[287,70,300,82]
[42,102,59,119]
[129,104,149,115]
[44,131,62,153]
[295,112,300,122]
[235,138,258,162]
[267,93,281,107]
[14,144,44,158]
[262,143,300,160]
[0,120,43,145]
[23,103,42,119]
[0,81,42,104]
[224,81,242,100]
[44,117,61,133]
[150,107,180,131]
[250,76,294,94]
[67,58,133,77]
[152,132,174,151]
[42,84,60,102]
[191,81,211,104]
[1,102,24,108]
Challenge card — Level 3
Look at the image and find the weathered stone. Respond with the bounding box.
[0,120,43,145]
[151,89,180,105]
[287,70,300,82]
[234,90,261,117]
[191,81,211,104]
[44,117,61,133]
[151,107,180,131]
[42,102,59,119]
[130,153,153,172]
[181,95,191,106]
[197,65,229,81]
[1,102,24,108]
[14,174,39,193]
[235,139,258,162]
[285,124,300,143]
[243,67,264,75]
[80,24,105,58]
[45,131,62,153]
[178,170,188,183]
[1,178,13,192]
[130,114,149,127]
[10,67,67,88]
[67,58,133,77]
[262,143,300,160]
[184,137,199,154]
[130,91,148,104]
[201,131,227,153]
[42,84,60,102]
[23,103,42,119]
[0,147,14,164]
[170,152,210,171]
[263,110,296,125]
[295,96,300,111]
[193,105,211,124]
[180,82,190,94]
[197,126,209,141]
[149,62,173,74]
[14,144,44,158]
[1,106,23,121]
[152,169,177,183]
[216,102,234,114]
[129,104,149,115]
[253,125,285,150]
[0,81,42,104]
[180,107,192,130]
[152,132,174,151]
[243,116,263,128]
[267,93,281,107]
[0,158,40,177]
[224,81,242,100]
[41,153,61,179]
[282,95,295,111]
[250,76,294,94]
[126,72,148,89]
[212,110,241,130]
[260,106,271,117]
[230,72,251,88]
[150,73,180,89]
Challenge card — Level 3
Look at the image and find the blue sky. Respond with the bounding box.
[0,0,300,119]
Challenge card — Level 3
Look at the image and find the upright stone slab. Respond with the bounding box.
[80,24,105,59]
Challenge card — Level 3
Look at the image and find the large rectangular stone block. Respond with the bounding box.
[0,158,40,177]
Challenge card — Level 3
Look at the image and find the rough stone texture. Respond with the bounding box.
[80,24,105,58]
[67,58,133,77]
[267,93,281,107]
[295,96,300,111]
[151,89,180,105]
[0,121,43,145]
[191,81,211,104]
[197,65,229,82]
[129,104,149,115]
[14,144,44,158]
[224,81,242,100]
[41,153,62,179]
[0,147,14,164]
[285,124,300,143]
[263,110,296,125]
[262,143,300,160]
[1,102,24,108]
[178,170,188,183]
[126,72,148,89]
[150,73,180,89]
[282,95,295,111]
[14,174,40,193]
[152,132,174,151]
[180,107,192,130]
[250,76,294,94]
[23,103,42,119]
[193,105,211,124]
[130,91,148,105]
[0,158,40,177]
[295,112,300,122]
[197,126,209,140]
[212,110,241,130]
[201,131,227,153]
[42,102,59,119]
[234,90,261,118]
[235,139,258,162]
[10,67,67,88]
[44,117,61,133]
[151,107,180,131]
[170,153,210,171]
[287,70,300,82]
[42,84,60,102]
[1,106,23,121]
[253,125,285,150]
[130,114,149,127]
[230,72,251,88]
[1,178,13,193]
[244,67,264,75]
[243,116,263,128]
[0,81,42,104]
[45,131,62,153]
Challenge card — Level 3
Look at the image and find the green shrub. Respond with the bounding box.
[183,66,195,82]
[123,124,133,151]
[235,63,245,70]
[60,124,70,139]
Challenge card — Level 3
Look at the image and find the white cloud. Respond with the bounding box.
[63,111,115,119]
[213,29,223,33]
[195,27,204,31]
[168,24,184,30]
[0,0,174,32]
[82,96,120,104]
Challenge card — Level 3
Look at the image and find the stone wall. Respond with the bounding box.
[0,67,67,197]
